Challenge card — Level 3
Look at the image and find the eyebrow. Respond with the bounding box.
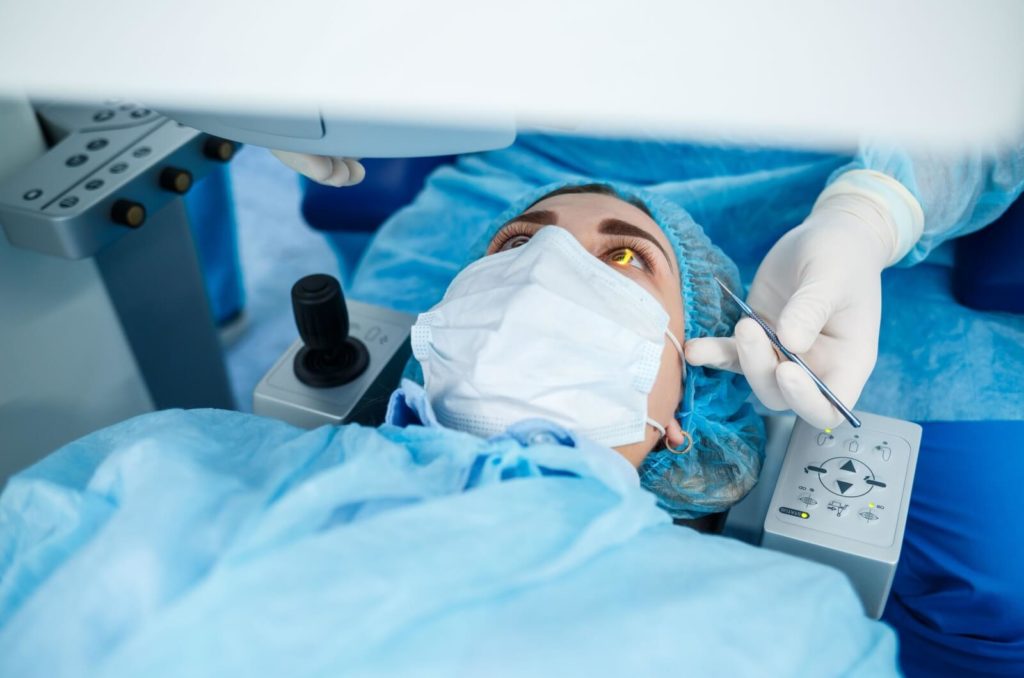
[504,210,558,227]
[503,210,675,272]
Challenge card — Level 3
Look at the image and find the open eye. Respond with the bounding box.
[488,221,538,255]
[498,234,532,252]
[608,247,649,272]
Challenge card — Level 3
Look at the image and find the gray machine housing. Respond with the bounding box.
[724,413,921,618]
[0,100,236,485]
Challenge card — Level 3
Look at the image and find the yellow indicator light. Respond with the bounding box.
[824,428,832,434]
[800,512,809,518]
[869,503,876,508]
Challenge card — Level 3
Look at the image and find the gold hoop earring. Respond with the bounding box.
[663,429,693,455]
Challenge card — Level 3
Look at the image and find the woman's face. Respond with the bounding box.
[486,191,686,467]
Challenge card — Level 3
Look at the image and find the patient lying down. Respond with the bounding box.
[0,182,898,677]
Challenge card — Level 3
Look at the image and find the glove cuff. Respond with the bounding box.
[814,169,925,267]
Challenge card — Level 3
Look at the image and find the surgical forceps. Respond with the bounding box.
[714,277,861,429]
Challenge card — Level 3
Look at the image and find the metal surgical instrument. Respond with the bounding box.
[714,277,861,428]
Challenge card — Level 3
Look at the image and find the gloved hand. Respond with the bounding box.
[685,170,924,428]
[270,150,366,187]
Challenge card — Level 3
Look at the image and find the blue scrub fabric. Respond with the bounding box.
[884,421,1024,677]
[0,409,898,677]
[349,134,1024,422]
[834,143,1024,266]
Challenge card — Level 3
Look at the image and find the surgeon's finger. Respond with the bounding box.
[684,337,741,373]
[734,318,788,411]
[776,282,833,354]
[342,158,366,186]
[321,157,355,187]
[775,361,851,429]
[270,149,334,183]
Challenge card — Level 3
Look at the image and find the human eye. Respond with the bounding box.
[487,222,537,254]
[604,238,657,274]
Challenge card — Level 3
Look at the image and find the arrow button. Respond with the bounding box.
[836,480,853,494]
[840,460,857,473]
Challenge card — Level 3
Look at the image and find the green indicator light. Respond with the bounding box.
[800,512,809,518]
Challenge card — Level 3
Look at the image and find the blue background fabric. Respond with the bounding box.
[348,134,1024,422]
[0,410,898,677]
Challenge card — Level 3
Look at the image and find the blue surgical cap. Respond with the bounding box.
[410,180,765,519]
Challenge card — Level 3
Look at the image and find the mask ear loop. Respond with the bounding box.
[662,330,690,454]
[663,429,693,455]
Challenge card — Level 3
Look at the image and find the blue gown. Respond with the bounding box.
[0,384,898,677]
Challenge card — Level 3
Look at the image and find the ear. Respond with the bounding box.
[665,418,685,449]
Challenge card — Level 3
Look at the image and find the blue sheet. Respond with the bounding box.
[349,134,1024,421]
[0,410,897,677]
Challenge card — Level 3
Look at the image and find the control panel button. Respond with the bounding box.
[814,456,879,498]
[817,432,836,447]
[93,109,115,122]
[22,188,43,201]
[858,509,880,523]
[203,137,237,162]
[131,146,152,158]
[798,495,817,506]
[846,439,860,453]
[66,154,88,167]
[111,200,146,228]
[86,138,109,151]
[159,167,193,194]
[826,500,849,517]
[58,196,79,208]
[84,179,104,191]
[876,445,892,461]
[109,162,129,174]
[129,108,151,119]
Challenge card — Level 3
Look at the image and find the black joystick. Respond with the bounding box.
[291,274,369,388]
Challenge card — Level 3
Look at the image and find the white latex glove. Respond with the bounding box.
[270,150,366,187]
[685,170,924,429]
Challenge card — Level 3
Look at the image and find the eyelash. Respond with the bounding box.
[488,223,660,273]
[488,222,535,254]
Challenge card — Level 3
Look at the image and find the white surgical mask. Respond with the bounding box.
[411,226,683,447]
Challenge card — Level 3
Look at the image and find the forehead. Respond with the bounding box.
[528,192,675,260]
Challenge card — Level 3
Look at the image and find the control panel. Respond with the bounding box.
[761,412,921,618]
[0,100,237,259]
[771,422,913,548]
[253,299,414,428]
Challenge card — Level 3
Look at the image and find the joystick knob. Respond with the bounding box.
[291,274,369,387]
